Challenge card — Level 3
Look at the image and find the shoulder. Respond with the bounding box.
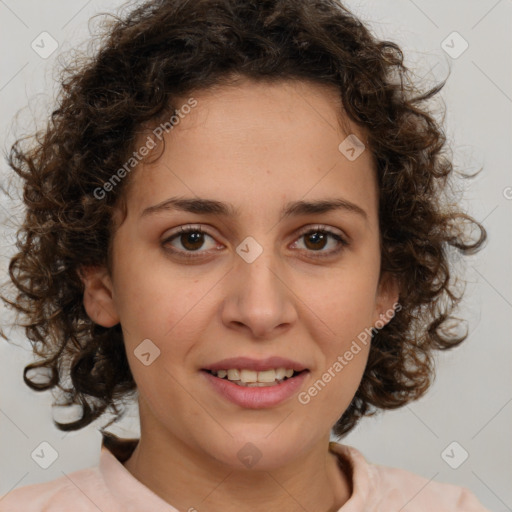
[370,461,488,511]
[330,443,490,512]
[0,466,112,512]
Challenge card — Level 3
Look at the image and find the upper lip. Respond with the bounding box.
[202,356,309,372]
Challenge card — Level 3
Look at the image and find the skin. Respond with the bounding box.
[81,77,399,512]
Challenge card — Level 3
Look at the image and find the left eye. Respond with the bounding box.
[291,227,347,255]
[162,225,348,259]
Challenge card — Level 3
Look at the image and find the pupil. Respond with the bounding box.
[306,232,326,250]
[183,232,203,250]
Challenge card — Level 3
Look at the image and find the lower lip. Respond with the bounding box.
[201,370,309,409]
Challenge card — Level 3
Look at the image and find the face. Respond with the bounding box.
[82,78,398,470]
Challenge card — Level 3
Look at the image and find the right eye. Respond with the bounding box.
[162,225,222,259]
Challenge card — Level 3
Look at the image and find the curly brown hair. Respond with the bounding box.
[1,0,486,437]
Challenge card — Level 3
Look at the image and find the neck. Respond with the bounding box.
[123,429,351,512]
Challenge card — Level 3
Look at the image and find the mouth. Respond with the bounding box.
[201,368,310,408]
[202,368,308,387]
[200,356,310,408]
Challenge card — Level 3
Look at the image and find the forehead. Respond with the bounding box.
[121,78,377,224]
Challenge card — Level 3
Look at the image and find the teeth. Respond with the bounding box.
[227,369,240,380]
[238,381,279,387]
[275,368,287,380]
[240,369,258,383]
[211,367,298,384]
[258,369,280,382]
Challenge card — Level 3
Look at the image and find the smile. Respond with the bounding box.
[207,367,301,386]
[201,369,309,408]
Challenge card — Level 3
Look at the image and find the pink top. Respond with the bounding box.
[0,434,489,511]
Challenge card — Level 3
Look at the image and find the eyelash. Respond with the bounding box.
[162,224,348,260]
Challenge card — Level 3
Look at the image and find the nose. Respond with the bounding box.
[219,247,298,340]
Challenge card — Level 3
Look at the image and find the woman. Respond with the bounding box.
[0,0,489,510]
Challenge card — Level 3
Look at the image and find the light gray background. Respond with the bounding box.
[0,1,510,510]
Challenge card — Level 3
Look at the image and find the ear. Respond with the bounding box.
[372,271,400,329]
[78,265,120,328]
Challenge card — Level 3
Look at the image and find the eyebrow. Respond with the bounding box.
[140,196,368,221]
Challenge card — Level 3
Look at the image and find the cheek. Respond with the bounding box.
[297,269,376,408]
[298,342,370,430]
[111,239,209,336]
[295,262,379,340]
[290,274,375,419]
